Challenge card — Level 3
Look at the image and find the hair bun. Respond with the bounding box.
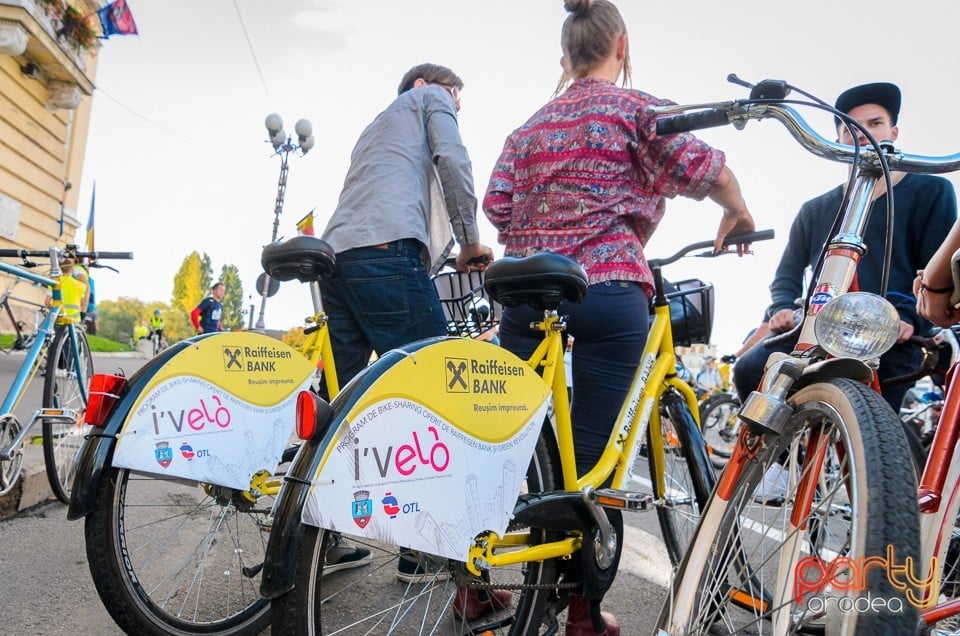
[563,0,592,15]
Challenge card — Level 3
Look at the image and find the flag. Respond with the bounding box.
[86,183,95,252]
[97,0,138,38]
[296,210,315,236]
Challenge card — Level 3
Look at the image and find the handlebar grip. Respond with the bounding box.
[721,229,775,247]
[0,249,45,258]
[656,109,729,136]
[84,251,134,260]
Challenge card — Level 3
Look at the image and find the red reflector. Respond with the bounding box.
[85,373,127,427]
[296,391,318,440]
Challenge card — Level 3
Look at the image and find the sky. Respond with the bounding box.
[74,0,960,354]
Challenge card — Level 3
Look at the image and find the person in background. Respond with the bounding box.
[149,309,165,347]
[190,282,225,334]
[46,256,88,325]
[483,1,754,632]
[132,321,149,342]
[695,356,723,397]
[76,258,98,335]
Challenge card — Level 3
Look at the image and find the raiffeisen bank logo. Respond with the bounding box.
[794,546,938,614]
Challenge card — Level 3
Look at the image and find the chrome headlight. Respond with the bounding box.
[813,292,899,360]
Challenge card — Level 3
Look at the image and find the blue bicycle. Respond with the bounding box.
[0,245,131,503]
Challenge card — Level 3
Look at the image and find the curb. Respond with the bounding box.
[0,443,56,521]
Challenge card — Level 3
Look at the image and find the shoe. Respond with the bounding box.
[323,535,372,576]
[752,462,790,505]
[453,587,513,622]
[565,593,620,636]
[396,550,452,583]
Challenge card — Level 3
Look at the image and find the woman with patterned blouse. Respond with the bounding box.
[482,1,754,633]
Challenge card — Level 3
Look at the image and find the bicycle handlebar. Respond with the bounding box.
[647,229,775,269]
[651,99,960,175]
[0,249,133,260]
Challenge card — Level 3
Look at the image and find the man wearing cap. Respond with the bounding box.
[734,81,957,413]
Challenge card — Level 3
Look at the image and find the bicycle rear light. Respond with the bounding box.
[295,390,335,442]
[814,292,899,360]
[85,373,127,427]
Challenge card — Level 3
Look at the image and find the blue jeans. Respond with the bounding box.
[499,281,649,477]
[320,240,447,392]
[733,333,921,411]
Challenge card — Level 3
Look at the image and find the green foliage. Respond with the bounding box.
[282,326,306,349]
[86,334,135,353]
[218,264,245,331]
[172,252,211,314]
[97,297,146,343]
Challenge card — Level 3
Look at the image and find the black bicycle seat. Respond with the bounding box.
[261,236,336,283]
[484,253,588,310]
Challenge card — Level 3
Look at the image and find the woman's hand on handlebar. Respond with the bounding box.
[714,207,755,256]
[915,272,960,328]
[455,243,494,272]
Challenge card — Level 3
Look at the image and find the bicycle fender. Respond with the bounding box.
[793,357,873,393]
[67,342,189,520]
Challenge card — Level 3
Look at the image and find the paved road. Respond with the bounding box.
[0,352,674,635]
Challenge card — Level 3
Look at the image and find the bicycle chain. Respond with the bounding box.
[451,564,579,591]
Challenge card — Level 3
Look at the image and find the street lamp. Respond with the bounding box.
[255,113,314,331]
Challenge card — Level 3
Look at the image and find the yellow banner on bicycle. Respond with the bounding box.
[111,332,315,490]
[302,337,552,562]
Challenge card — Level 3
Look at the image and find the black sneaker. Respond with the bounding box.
[323,535,372,576]
[396,550,452,584]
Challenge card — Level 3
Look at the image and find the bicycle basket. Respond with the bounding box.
[656,278,715,346]
[433,268,500,338]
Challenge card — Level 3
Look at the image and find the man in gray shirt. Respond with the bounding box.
[318,62,495,601]
[320,62,492,386]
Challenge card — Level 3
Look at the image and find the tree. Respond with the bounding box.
[171,252,212,314]
[97,297,147,343]
[218,264,245,330]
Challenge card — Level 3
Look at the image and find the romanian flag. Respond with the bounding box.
[98,0,138,38]
[296,210,315,236]
[85,183,95,252]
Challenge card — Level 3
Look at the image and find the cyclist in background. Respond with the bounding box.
[149,309,165,349]
[76,258,98,335]
[483,1,753,631]
[46,256,88,324]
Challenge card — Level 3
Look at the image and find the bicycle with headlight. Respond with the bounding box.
[648,75,960,635]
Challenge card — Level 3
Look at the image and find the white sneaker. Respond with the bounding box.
[753,462,789,505]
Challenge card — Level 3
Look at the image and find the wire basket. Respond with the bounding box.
[433,268,500,338]
[659,278,715,346]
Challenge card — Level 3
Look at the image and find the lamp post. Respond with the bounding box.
[254,113,314,331]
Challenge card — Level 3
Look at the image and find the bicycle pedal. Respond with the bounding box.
[594,488,653,511]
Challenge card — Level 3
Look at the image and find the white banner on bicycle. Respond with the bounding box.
[111,332,315,490]
[302,338,552,563]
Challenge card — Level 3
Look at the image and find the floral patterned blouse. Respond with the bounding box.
[483,77,725,296]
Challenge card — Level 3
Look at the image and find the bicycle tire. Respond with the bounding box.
[271,428,565,635]
[659,378,921,634]
[42,324,93,503]
[648,388,716,565]
[699,392,742,467]
[84,467,273,636]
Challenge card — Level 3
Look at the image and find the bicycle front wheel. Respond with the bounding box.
[271,430,566,635]
[84,467,273,636]
[649,388,716,565]
[660,378,921,635]
[42,324,93,503]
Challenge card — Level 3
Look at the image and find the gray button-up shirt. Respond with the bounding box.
[322,85,480,257]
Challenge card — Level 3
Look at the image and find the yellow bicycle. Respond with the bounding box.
[262,230,772,634]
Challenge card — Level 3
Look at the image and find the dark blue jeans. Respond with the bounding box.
[320,240,447,392]
[500,281,649,477]
[733,333,921,412]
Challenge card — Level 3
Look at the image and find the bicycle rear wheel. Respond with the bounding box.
[271,430,566,635]
[648,388,716,565]
[84,467,273,636]
[659,378,921,635]
[42,324,93,503]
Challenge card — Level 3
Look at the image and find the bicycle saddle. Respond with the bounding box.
[261,236,336,283]
[484,253,588,310]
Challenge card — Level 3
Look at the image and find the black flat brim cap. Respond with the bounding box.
[834,82,901,125]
